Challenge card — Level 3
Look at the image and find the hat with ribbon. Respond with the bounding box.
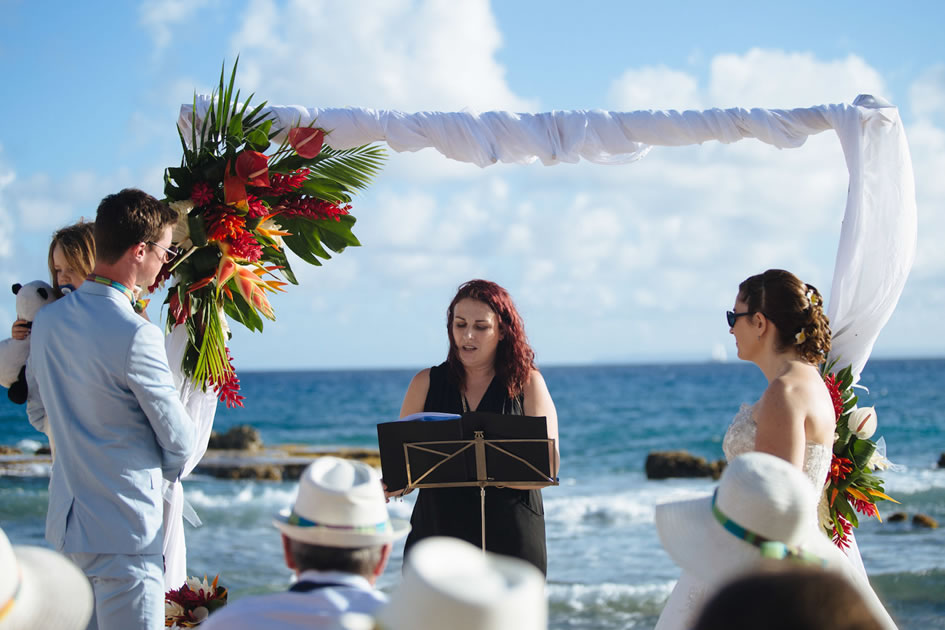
[0,527,93,630]
[655,451,846,585]
[273,456,410,547]
[378,537,547,630]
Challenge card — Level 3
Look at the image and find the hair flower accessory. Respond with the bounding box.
[794,329,808,345]
[806,288,821,307]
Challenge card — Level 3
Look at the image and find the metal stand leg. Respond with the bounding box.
[480,485,486,553]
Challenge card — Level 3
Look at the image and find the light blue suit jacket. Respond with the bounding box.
[26,281,196,555]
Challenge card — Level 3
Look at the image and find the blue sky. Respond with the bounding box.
[1,0,943,370]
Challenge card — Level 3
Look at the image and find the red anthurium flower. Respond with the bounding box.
[235,151,270,187]
[223,164,248,210]
[288,127,325,159]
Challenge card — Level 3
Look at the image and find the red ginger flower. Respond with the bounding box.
[191,182,214,207]
[824,373,844,420]
[267,169,310,195]
[851,496,879,518]
[227,231,263,262]
[246,194,268,219]
[831,515,853,549]
[213,348,244,408]
[282,197,351,221]
[205,207,246,242]
[829,455,854,483]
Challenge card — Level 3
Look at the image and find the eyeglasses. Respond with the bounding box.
[726,310,752,327]
[147,241,180,263]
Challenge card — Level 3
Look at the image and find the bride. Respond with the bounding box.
[655,269,839,630]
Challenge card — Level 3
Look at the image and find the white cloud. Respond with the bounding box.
[909,64,945,121]
[609,66,702,111]
[139,0,217,50]
[232,0,534,113]
[0,164,15,259]
[708,48,887,108]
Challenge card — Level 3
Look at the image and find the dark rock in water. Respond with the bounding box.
[888,512,908,522]
[194,447,382,481]
[913,513,939,529]
[646,451,726,480]
[207,425,263,451]
[0,445,22,455]
[938,453,945,468]
[35,446,51,455]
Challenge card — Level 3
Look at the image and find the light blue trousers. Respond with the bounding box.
[67,552,164,630]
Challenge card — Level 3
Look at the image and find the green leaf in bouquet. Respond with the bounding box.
[227,111,244,143]
[223,291,264,333]
[300,177,351,203]
[245,127,270,152]
[307,144,387,194]
[282,233,324,266]
[188,242,222,277]
[836,496,859,528]
[260,244,298,285]
[188,213,210,248]
[849,438,877,471]
[315,215,360,248]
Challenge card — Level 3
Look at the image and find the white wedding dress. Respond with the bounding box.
[654,402,834,630]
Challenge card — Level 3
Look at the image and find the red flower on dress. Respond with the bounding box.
[227,231,263,263]
[823,373,844,420]
[829,455,854,483]
[851,497,879,518]
[191,182,214,207]
[831,515,853,549]
[205,207,246,242]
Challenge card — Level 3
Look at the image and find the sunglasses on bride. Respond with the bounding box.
[726,310,752,327]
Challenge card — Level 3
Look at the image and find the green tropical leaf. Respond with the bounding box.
[282,233,324,266]
[261,244,298,285]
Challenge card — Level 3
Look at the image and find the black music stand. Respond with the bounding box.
[377,412,558,552]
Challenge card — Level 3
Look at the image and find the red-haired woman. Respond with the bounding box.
[397,279,559,574]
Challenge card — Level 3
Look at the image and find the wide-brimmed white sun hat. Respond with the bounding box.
[378,537,547,630]
[655,451,846,585]
[0,528,93,630]
[273,456,410,547]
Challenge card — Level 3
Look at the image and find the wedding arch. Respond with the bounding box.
[164,93,916,589]
[180,93,917,382]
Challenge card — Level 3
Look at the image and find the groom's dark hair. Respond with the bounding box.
[94,188,177,264]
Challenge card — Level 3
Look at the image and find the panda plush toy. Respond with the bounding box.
[0,281,58,403]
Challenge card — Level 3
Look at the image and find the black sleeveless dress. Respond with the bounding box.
[402,362,548,575]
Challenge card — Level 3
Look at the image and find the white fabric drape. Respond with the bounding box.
[162,324,219,591]
[179,94,916,380]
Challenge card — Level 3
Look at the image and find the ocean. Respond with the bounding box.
[2,359,943,628]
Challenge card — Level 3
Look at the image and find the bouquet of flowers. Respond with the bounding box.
[821,360,898,548]
[156,60,385,407]
[165,575,228,627]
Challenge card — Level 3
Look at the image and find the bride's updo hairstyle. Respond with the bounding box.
[738,269,831,364]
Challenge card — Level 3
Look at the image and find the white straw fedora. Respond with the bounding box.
[378,537,547,630]
[0,528,93,630]
[655,451,846,585]
[273,457,410,547]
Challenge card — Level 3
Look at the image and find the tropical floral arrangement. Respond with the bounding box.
[154,60,385,407]
[165,575,228,628]
[820,360,898,548]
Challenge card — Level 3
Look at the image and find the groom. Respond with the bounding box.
[27,188,196,630]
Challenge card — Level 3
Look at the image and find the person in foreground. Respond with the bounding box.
[655,268,842,629]
[0,526,94,630]
[655,452,897,630]
[200,456,410,630]
[25,188,196,630]
[378,536,547,630]
[692,568,887,630]
[396,279,558,575]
